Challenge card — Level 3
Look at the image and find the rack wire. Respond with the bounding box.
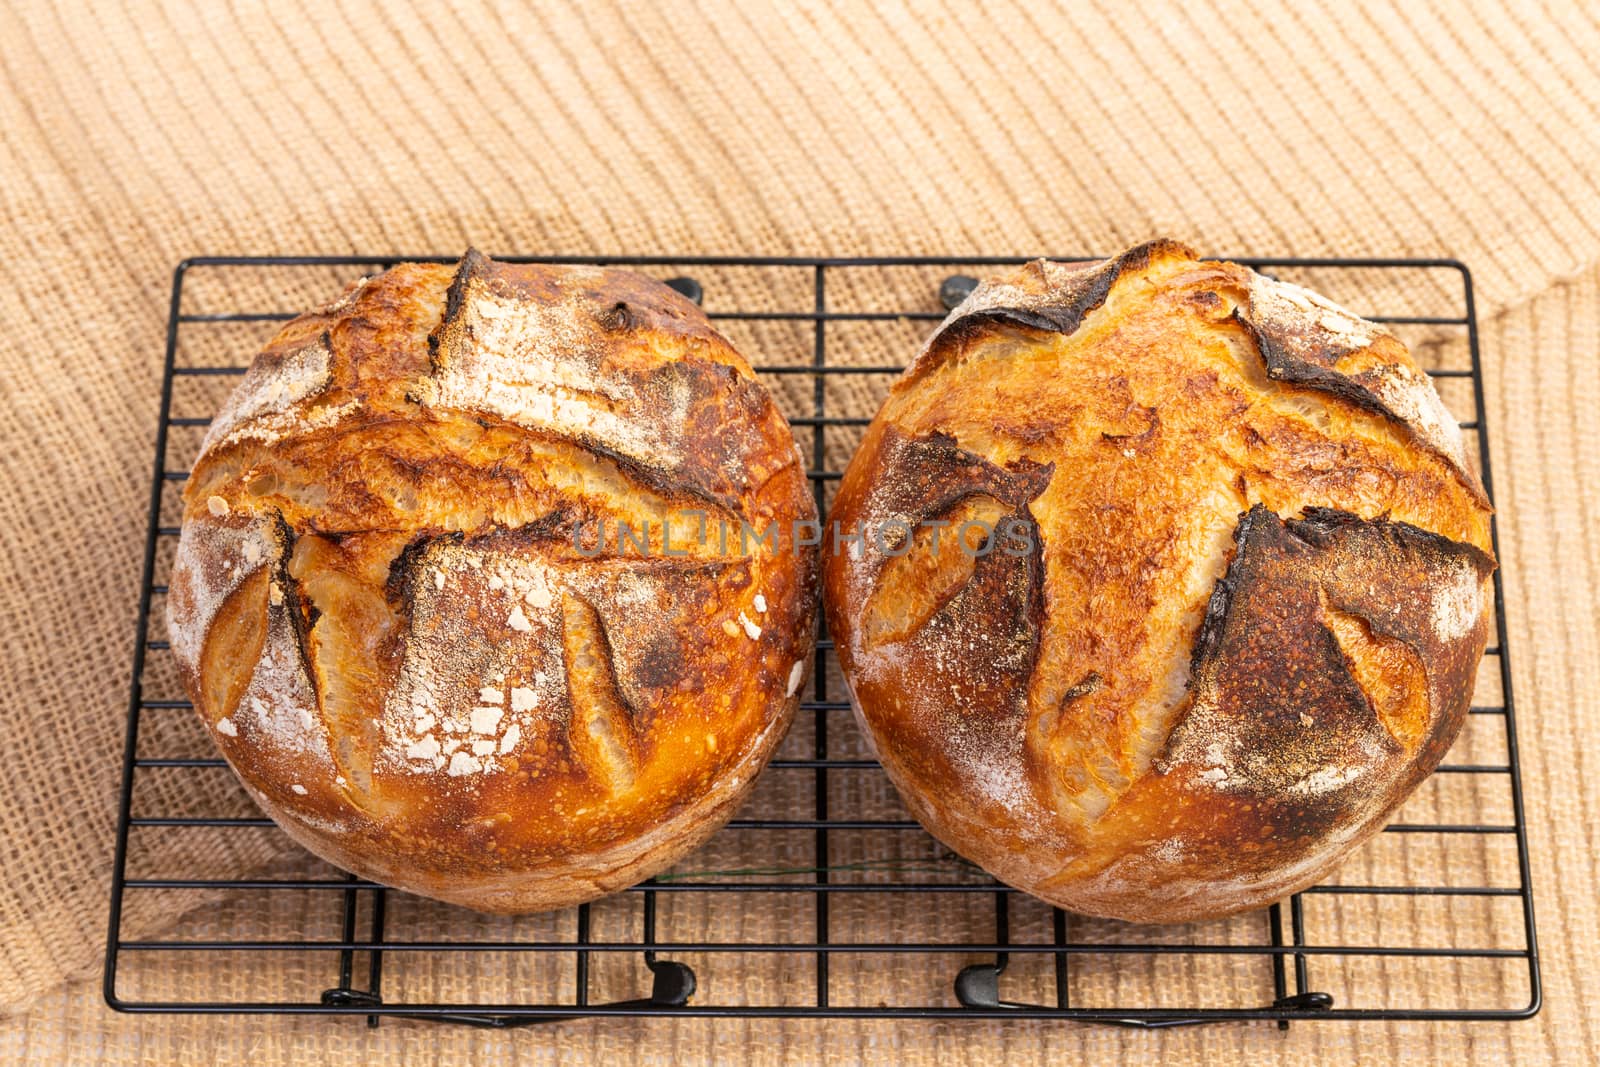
[105,254,1539,1028]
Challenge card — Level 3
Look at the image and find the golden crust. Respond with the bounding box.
[823,241,1494,923]
[168,253,818,913]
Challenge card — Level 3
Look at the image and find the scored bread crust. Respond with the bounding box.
[823,240,1495,924]
[168,252,818,913]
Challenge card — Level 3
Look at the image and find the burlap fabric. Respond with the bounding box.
[2,1,1597,1062]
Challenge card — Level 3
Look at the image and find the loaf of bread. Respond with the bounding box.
[168,251,818,912]
[823,240,1495,923]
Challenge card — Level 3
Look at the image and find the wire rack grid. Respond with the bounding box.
[104,253,1539,1029]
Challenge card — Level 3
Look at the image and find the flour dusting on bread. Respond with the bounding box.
[824,240,1496,923]
[166,253,819,913]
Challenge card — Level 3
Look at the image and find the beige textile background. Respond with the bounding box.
[1,0,1598,1062]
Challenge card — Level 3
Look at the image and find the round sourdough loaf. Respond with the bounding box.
[168,251,818,913]
[823,240,1496,923]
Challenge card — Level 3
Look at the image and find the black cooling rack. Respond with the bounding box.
[105,254,1539,1028]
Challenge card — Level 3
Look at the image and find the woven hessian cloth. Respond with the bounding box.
[2,1,1598,1062]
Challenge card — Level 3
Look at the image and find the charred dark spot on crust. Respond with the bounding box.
[1061,671,1102,706]
[1189,504,1493,686]
[1187,504,1272,677]
[867,429,1054,528]
[1016,507,1049,680]
[269,510,319,698]
[1116,238,1188,273]
[914,505,1047,718]
[943,259,1114,347]
[597,300,635,332]
[428,247,488,364]
[373,445,442,486]
[857,427,1052,722]
[444,249,487,326]
[477,256,719,344]
[940,240,1193,346]
[630,634,685,694]
[1185,507,1375,729]
[1234,304,1395,422]
[857,429,1053,669]
[1168,503,1493,842]
[910,240,1195,387]
[500,509,571,546]
[1100,405,1161,445]
[1289,506,1497,575]
[383,529,464,606]
[1230,285,1488,505]
[382,534,429,606]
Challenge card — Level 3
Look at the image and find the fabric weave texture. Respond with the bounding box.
[1,1,1597,1062]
